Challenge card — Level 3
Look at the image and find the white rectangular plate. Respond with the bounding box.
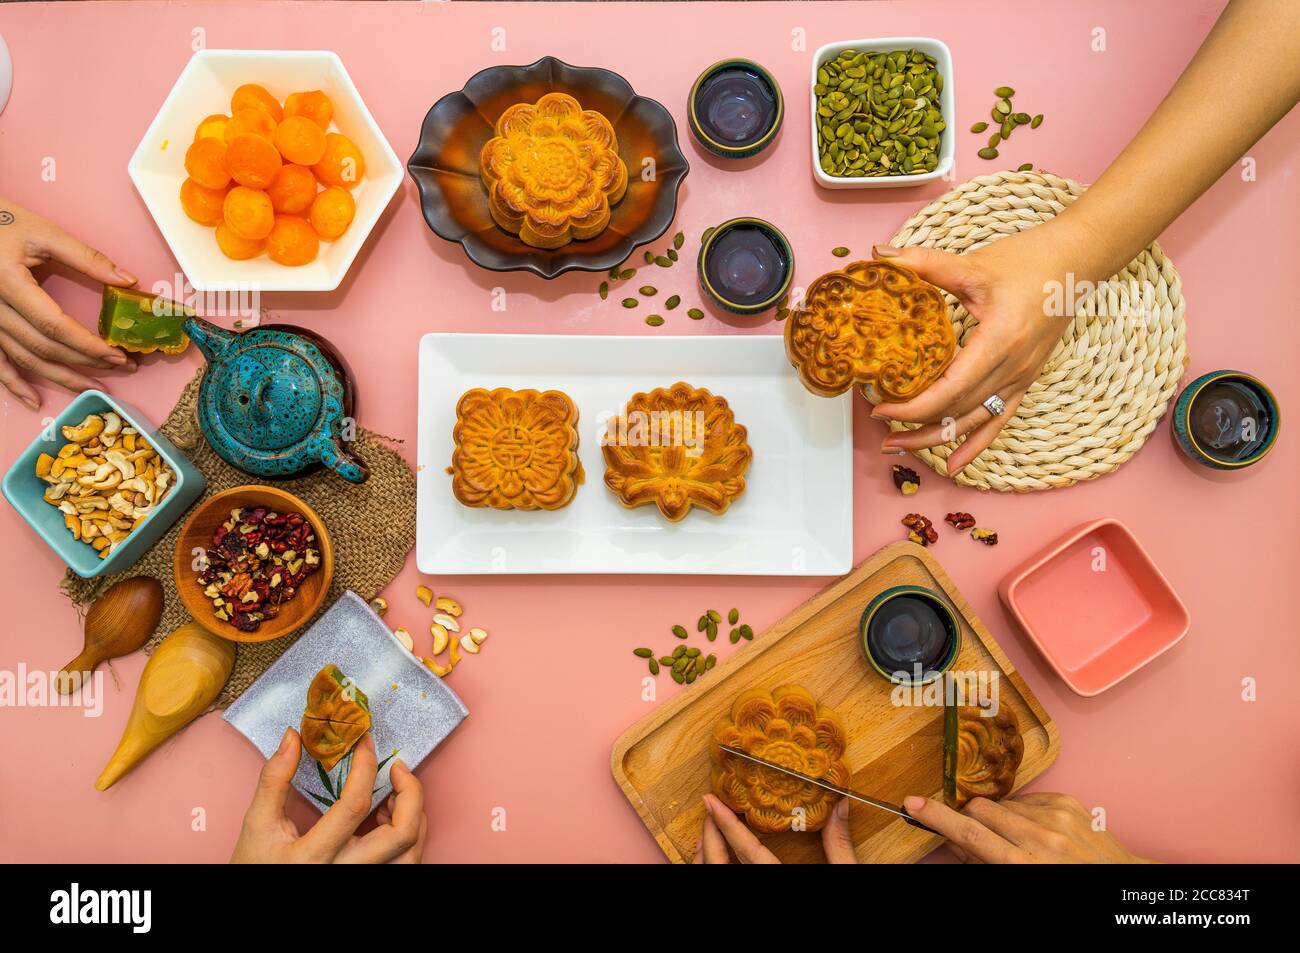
[416,334,853,575]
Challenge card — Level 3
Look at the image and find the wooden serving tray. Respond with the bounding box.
[611,541,1061,864]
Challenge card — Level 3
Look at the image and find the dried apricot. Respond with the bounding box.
[309,186,355,240]
[184,137,231,190]
[224,107,277,143]
[231,83,283,123]
[312,133,365,189]
[224,133,282,189]
[215,223,264,260]
[180,177,228,226]
[265,215,319,266]
[266,164,318,214]
[273,115,327,166]
[223,186,275,241]
[193,113,230,141]
[283,90,333,129]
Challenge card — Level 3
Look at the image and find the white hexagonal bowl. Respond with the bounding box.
[128,49,401,292]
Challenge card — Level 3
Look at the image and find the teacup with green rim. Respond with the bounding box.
[696,217,793,316]
[688,59,784,159]
[1171,370,1279,470]
[859,585,961,685]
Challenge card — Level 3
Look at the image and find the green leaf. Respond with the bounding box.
[315,760,336,798]
[375,749,399,773]
[306,790,335,809]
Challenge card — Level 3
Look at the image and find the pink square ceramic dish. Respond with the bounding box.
[998,518,1190,696]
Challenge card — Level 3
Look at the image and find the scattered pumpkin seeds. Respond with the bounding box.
[608,266,620,280]
[705,654,717,670]
[648,658,659,675]
[970,121,988,133]
[978,147,999,160]
[988,132,1001,148]
[707,609,722,623]
[832,246,850,257]
[621,298,638,308]
[667,249,678,262]
[687,307,704,320]
[644,251,655,264]
[645,315,664,327]
[664,294,680,310]
[739,624,754,641]
[672,645,686,659]
[729,628,741,644]
[728,608,739,624]
[639,286,657,296]
[995,85,1015,98]
[654,255,673,268]
[972,87,1045,160]
[671,668,685,684]
[599,282,609,300]
[1031,114,1043,128]
[672,624,688,639]
[620,268,636,280]
[1017,162,1033,172]
[673,232,684,250]
[633,647,653,658]
[775,308,789,321]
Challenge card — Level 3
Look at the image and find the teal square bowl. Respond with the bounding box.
[2,390,205,578]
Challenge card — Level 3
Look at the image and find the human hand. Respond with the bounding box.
[0,197,138,410]
[871,227,1081,476]
[692,794,857,864]
[230,728,426,864]
[904,792,1150,863]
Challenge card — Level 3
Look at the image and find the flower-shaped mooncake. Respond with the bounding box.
[785,259,956,402]
[948,704,1023,808]
[301,663,371,772]
[479,92,629,249]
[452,387,582,510]
[601,382,751,522]
[710,685,851,834]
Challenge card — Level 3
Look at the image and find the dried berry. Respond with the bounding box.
[901,513,938,546]
[945,512,976,531]
[971,528,999,546]
[891,464,920,495]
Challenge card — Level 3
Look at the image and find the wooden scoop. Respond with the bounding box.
[95,622,235,791]
[59,576,163,694]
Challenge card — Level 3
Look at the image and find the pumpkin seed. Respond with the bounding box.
[705,654,717,670]
[729,628,741,644]
[655,256,673,268]
[667,249,678,262]
[621,298,637,308]
[970,121,988,133]
[673,231,684,250]
[672,645,686,659]
[671,624,688,639]
[648,658,659,675]
[608,267,620,280]
[659,655,674,666]
[671,668,685,684]
[1030,114,1043,128]
[706,619,718,640]
[988,132,1001,148]
[633,647,653,658]
[685,667,697,684]
[832,246,850,257]
[645,315,664,327]
[1013,112,1031,125]
[599,282,609,300]
[697,615,708,632]
[707,609,722,623]
[687,308,704,320]
[1001,119,1013,139]
[739,624,754,640]
[644,251,655,264]
[775,308,789,321]
[728,608,739,624]
[994,86,1015,98]
[665,295,680,310]
[1017,162,1033,172]
[685,647,701,657]
[977,146,999,160]
[639,286,657,296]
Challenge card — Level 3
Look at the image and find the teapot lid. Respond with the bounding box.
[187,320,365,481]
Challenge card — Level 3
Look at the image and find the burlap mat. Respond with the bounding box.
[60,367,416,708]
[889,169,1188,492]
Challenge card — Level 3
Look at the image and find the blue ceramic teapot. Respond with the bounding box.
[184,317,368,483]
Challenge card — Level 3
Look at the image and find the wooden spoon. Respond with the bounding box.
[58,576,163,694]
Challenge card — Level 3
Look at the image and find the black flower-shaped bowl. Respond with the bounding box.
[408,57,690,279]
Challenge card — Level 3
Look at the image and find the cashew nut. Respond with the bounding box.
[61,414,104,443]
[104,449,136,481]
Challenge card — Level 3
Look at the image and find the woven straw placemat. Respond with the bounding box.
[61,367,416,708]
[888,169,1188,492]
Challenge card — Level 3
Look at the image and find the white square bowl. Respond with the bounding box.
[128,49,401,292]
[810,37,955,189]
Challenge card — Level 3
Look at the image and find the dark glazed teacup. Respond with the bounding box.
[859,585,961,685]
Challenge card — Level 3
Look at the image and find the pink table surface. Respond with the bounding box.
[0,0,1296,864]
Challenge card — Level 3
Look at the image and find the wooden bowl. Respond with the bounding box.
[173,485,334,644]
